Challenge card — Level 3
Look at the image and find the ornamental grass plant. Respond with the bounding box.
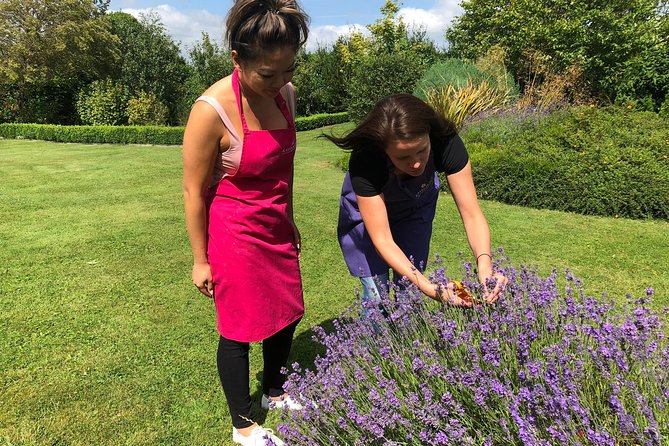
[279,252,668,445]
[425,81,510,130]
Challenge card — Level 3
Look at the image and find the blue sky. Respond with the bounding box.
[107,0,463,53]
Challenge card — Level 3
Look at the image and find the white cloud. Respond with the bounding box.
[398,0,463,47]
[306,24,367,51]
[115,5,365,54]
[113,1,463,55]
[119,4,226,52]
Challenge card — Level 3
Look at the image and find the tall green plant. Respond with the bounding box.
[425,81,508,129]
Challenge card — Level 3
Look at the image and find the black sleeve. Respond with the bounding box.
[348,150,389,197]
[433,134,469,175]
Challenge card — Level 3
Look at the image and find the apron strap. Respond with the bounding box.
[231,69,250,135]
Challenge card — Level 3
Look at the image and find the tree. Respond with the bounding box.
[105,12,189,124]
[188,32,233,89]
[340,0,441,120]
[446,0,669,103]
[0,0,118,123]
[0,0,117,83]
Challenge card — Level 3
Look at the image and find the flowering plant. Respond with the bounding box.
[279,254,668,445]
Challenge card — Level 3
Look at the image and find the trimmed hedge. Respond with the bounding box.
[0,124,184,145]
[295,112,349,131]
[0,112,349,145]
[461,106,669,220]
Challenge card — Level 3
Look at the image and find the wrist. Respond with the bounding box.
[476,252,492,265]
[431,283,445,302]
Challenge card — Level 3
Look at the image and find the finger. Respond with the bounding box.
[195,281,213,298]
[485,285,500,302]
[486,280,506,303]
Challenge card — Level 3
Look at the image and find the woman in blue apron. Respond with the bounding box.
[327,94,507,310]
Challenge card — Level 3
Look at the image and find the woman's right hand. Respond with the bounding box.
[433,281,474,307]
[192,262,214,298]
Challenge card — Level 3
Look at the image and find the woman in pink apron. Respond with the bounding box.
[182,1,309,445]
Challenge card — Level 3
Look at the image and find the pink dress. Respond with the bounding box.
[203,69,303,342]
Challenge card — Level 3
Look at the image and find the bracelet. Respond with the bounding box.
[476,253,492,264]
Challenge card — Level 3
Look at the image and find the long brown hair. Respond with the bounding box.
[225,0,309,63]
[324,94,456,153]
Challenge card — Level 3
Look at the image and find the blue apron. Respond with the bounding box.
[337,153,440,278]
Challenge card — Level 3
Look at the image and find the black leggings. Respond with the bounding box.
[217,319,299,429]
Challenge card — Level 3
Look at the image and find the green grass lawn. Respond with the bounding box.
[1,127,668,445]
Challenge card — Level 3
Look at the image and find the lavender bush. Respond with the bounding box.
[280,253,669,445]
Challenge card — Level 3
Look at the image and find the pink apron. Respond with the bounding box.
[207,69,303,342]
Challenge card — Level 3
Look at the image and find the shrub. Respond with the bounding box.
[76,79,131,126]
[660,94,669,119]
[0,123,184,145]
[425,81,509,130]
[516,49,592,110]
[292,48,348,116]
[0,79,83,125]
[0,112,349,145]
[474,45,520,100]
[413,59,490,100]
[347,52,428,122]
[461,106,669,220]
[127,91,169,126]
[280,254,668,444]
[294,112,349,132]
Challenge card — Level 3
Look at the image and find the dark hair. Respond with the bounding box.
[225,0,309,63]
[324,94,456,153]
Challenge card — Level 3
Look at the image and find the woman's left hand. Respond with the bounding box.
[480,271,508,303]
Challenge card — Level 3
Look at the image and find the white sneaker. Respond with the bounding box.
[261,393,303,411]
[232,425,285,446]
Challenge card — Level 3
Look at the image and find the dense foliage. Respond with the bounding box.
[462,106,669,220]
[280,255,668,444]
[292,47,348,116]
[446,0,669,107]
[104,12,189,125]
[331,0,441,122]
[347,51,428,122]
[0,123,184,145]
[0,0,118,124]
[127,91,169,126]
[76,79,131,126]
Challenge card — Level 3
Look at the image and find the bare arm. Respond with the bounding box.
[356,194,469,305]
[182,101,224,297]
[447,161,507,301]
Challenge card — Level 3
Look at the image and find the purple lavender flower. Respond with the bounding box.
[279,254,668,445]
